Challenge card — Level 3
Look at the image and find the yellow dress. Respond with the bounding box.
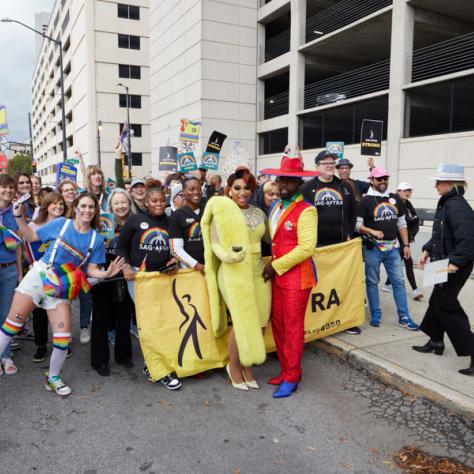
[217,204,271,328]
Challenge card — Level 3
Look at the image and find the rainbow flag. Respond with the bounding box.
[0,225,22,252]
[138,255,147,273]
[40,263,91,300]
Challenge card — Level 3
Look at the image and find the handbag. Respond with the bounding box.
[40,220,97,300]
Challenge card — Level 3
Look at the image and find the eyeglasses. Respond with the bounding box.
[374,177,389,182]
[319,161,336,167]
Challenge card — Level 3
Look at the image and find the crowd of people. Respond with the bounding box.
[0,149,473,399]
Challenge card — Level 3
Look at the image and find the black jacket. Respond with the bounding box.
[403,199,420,243]
[422,188,474,267]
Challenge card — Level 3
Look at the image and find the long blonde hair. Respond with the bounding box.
[86,165,105,194]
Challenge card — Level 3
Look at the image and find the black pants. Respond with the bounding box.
[33,308,48,346]
[385,247,418,291]
[420,262,474,357]
[91,281,133,367]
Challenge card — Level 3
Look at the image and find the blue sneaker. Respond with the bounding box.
[399,317,419,331]
[369,318,381,327]
[273,381,298,398]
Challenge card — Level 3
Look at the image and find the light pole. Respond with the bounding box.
[117,83,132,177]
[97,120,102,167]
[2,17,68,163]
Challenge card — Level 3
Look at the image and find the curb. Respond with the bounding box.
[313,336,474,424]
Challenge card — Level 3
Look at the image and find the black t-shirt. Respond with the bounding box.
[168,205,205,264]
[118,211,171,271]
[302,176,355,246]
[357,193,405,241]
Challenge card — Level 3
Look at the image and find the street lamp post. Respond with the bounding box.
[97,120,102,167]
[2,18,68,163]
[117,83,132,178]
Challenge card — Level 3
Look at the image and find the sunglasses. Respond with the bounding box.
[374,177,389,182]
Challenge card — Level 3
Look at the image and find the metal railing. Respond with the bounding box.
[411,32,474,83]
[304,59,390,109]
[264,90,289,119]
[306,0,392,43]
[264,28,291,62]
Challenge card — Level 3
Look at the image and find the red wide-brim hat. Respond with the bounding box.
[259,156,321,177]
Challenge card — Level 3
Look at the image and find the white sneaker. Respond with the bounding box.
[413,288,424,301]
[1,358,18,376]
[382,284,393,293]
[80,327,90,344]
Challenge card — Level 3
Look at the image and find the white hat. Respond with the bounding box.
[397,182,413,191]
[170,184,183,203]
[430,164,470,181]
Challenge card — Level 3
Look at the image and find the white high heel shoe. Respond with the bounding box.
[226,364,248,391]
[242,371,260,389]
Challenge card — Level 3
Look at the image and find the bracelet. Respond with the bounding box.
[402,243,410,248]
[13,214,23,218]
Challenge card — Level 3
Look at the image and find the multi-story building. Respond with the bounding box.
[32,0,150,185]
[150,0,473,208]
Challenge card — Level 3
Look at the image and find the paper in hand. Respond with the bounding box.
[422,259,449,287]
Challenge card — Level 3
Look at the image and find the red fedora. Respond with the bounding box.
[259,155,320,178]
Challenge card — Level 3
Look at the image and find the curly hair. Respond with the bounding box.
[225,167,257,194]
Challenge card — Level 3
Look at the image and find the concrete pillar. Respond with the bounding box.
[288,0,306,147]
[386,0,415,185]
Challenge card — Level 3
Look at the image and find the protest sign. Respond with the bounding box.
[0,105,8,136]
[361,119,383,156]
[200,152,219,171]
[99,213,115,240]
[179,119,201,143]
[158,146,177,171]
[206,131,227,153]
[326,141,345,159]
[177,151,198,173]
[56,162,77,187]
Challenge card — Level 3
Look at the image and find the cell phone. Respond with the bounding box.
[232,246,243,252]
[15,193,31,205]
[158,262,178,273]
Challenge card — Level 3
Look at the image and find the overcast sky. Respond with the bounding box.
[0,0,54,146]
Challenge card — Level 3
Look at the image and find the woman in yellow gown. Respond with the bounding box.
[202,167,270,390]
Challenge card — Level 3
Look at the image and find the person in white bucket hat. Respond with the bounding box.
[382,182,423,301]
[414,164,474,376]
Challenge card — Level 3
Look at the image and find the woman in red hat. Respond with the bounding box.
[260,150,320,398]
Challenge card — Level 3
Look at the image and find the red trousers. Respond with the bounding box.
[271,284,311,383]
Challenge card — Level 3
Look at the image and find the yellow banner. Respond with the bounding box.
[134,239,365,380]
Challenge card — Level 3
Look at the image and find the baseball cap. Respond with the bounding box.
[130,179,145,189]
[335,158,354,169]
[369,167,390,179]
[397,182,413,191]
[315,149,338,164]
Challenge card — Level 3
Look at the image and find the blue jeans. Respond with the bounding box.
[79,290,92,328]
[0,264,18,358]
[363,246,411,322]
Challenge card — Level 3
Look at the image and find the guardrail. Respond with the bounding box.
[264,28,291,62]
[263,90,290,119]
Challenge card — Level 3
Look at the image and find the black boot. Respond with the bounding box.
[458,356,474,376]
[412,339,445,355]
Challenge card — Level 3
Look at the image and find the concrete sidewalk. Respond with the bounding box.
[314,267,474,422]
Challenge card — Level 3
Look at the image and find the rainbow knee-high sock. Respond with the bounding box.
[1,318,24,337]
[53,332,71,350]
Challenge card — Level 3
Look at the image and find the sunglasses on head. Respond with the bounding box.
[374,176,389,182]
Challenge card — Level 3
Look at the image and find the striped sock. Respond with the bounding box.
[1,318,25,337]
[52,332,71,351]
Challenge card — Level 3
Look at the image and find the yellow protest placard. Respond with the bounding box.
[134,239,365,380]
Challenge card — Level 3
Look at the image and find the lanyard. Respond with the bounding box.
[48,219,97,269]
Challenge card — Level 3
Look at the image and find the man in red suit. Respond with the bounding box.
[261,152,319,398]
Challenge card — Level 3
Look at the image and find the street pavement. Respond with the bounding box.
[1,332,473,473]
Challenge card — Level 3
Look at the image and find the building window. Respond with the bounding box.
[117,4,140,20]
[123,153,143,166]
[62,11,69,32]
[118,64,141,79]
[301,96,388,149]
[118,34,140,50]
[405,75,474,138]
[119,94,141,109]
[259,128,288,155]
[119,123,142,137]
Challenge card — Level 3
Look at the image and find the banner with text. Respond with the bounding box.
[134,239,365,380]
[361,119,383,156]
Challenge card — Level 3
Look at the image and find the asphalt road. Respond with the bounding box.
[1,324,473,474]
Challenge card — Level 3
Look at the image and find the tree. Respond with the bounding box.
[8,153,32,176]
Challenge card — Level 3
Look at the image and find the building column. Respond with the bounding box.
[386,0,415,184]
[288,0,306,148]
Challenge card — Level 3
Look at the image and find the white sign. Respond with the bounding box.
[423,259,449,288]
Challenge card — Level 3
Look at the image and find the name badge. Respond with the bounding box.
[284,221,293,231]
